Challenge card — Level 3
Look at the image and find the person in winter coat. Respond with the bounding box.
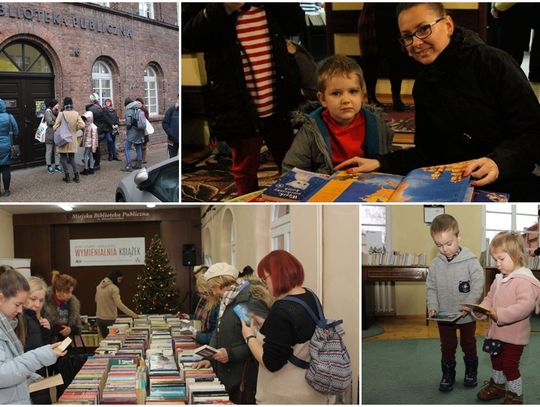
[80,111,99,175]
[336,3,540,201]
[240,250,335,404]
[183,3,305,196]
[0,98,19,197]
[53,97,85,184]
[471,231,540,404]
[104,98,121,161]
[162,96,179,159]
[44,98,63,175]
[95,270,137,338]
[122,98,146,172]
[426,214,484,392]
[23,276,53,404]
[0,266,65,405]
[87,93,114,170]
[282,55,393,174]
[193,263,271,404]
[41,270,82,343]
[135,98,150,164]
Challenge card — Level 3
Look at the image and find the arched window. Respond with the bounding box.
[144,66,159,115]
[139,2,155,19]
[0,43,52,73]
[92,61,113,106]
[222,209,236,266]
[270,205,291,251]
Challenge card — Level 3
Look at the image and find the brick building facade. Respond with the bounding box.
[0,2,179,168]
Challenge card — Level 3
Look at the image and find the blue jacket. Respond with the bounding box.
[0,99,19,166]
[162,105,179,144]
[195,305,219,345]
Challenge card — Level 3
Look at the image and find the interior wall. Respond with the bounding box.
[0,210,14,258]
[391,205,483,315]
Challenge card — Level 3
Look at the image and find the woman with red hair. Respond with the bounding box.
[241,250,333,404]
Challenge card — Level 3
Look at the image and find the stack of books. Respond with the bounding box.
[186,379,230,404]
[56,357,109,404]
[100,360,139,404]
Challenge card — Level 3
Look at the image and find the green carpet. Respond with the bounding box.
[363,325,385,338]
[363,327,540,404]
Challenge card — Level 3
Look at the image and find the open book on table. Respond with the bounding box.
[257,162,508,203]
[427,311,462,323]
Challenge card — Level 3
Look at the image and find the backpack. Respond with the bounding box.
[280,289,352,395]
[129,109,144,129]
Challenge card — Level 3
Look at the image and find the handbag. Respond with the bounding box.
[482,338,503,356]
[7,115,20,161]
[53,113,73,147]
[144,119,154,136]
[34,115,47,143]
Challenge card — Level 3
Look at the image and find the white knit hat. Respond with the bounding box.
[193,265,209,274]
[90,93,99,102]
[204,263,239,281]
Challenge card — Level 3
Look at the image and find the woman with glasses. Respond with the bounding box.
[336,2,540,202]
[240,250,335,404]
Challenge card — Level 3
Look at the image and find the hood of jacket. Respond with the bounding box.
[83,110,94,124]
[435,246,478,264]
[0,99,6,113]
[496,267,540,313]
[99,277,114,289]
[126,100,142,111]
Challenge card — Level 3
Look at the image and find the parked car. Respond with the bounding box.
[116,156,179,202]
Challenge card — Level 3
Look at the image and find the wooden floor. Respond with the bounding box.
[364,315,490,341]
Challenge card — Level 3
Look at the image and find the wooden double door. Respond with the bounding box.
[0,73,54,168]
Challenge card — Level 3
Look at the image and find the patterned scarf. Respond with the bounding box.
[194,296,211,332]
[0,312,23,356]
[218,280,250,324]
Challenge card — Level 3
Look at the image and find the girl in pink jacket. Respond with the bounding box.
[81,111,98,175]
[472,231,540,404]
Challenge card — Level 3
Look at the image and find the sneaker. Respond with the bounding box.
[47,166,54,174]
[55,165,63,173]
[503,391,523,404]
[1,190,10,197]
[477,379,506,401]
[121,165,132,172]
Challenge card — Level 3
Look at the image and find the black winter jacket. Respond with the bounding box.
[182,3,305,141]
[378,27,540,200]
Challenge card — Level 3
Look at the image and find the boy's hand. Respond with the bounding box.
[463,158,499,187]
[334,157,381,174]
[460,306,471,315]
[428,309,437,317]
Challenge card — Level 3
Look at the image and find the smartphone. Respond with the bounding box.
[233,303,251,327]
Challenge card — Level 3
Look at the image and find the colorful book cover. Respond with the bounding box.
[261,168,330,202]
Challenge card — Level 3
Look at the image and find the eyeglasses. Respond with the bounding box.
[398,17,446,46]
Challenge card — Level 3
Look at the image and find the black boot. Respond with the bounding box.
[74,173,80,183]
[62,174,71,183]
[439,360,456,392]
[463,356,478,387]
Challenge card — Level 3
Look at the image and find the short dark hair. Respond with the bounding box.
[396,3,447,18]
[63,97,73,107]
[124,97,133,106]
[107,270,123,286]
[47,98,58,108]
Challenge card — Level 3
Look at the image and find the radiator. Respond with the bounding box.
[374,281,395,314]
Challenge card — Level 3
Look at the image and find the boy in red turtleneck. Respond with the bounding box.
[282,55,392,174]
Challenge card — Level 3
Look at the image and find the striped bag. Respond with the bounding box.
[281,289,352,395]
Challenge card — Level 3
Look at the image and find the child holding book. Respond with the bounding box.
[470,231,540,404]
[80,111,98,176]
[427,214,484,392]
[281,54,393,175]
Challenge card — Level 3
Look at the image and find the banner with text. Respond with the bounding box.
[70,238,145,267]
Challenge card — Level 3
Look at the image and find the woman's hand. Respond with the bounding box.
[212,348,229,364]
[463,158,499,187]
[51,342,68,358]
[192,360,211,369]
[241,319,255,340]
[59,325,71,337]
[334,157,381,174]
[177,312,190,320]
[39,317,51,330]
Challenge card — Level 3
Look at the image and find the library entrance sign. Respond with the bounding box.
[70,237,145,267]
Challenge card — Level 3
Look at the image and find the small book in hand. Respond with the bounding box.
[194,344,219,359]
[461,303,491,314]
[427,311,462,323]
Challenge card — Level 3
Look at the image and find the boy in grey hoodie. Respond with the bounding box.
[427,214,484,392]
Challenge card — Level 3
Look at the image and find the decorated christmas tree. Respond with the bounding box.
[134,234,179,314]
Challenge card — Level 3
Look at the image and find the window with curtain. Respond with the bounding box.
[144,66,158,115]
[361,205,389,253]
[92,61,113,106]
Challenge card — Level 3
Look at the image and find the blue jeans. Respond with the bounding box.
[83,147,94,169]
[105,131,116,158]
[125,141,142,164]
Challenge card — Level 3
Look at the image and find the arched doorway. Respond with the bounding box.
[0,41,54,168]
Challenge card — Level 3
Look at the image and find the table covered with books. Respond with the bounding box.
[230,166,510,202]
[56,315,232,405]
